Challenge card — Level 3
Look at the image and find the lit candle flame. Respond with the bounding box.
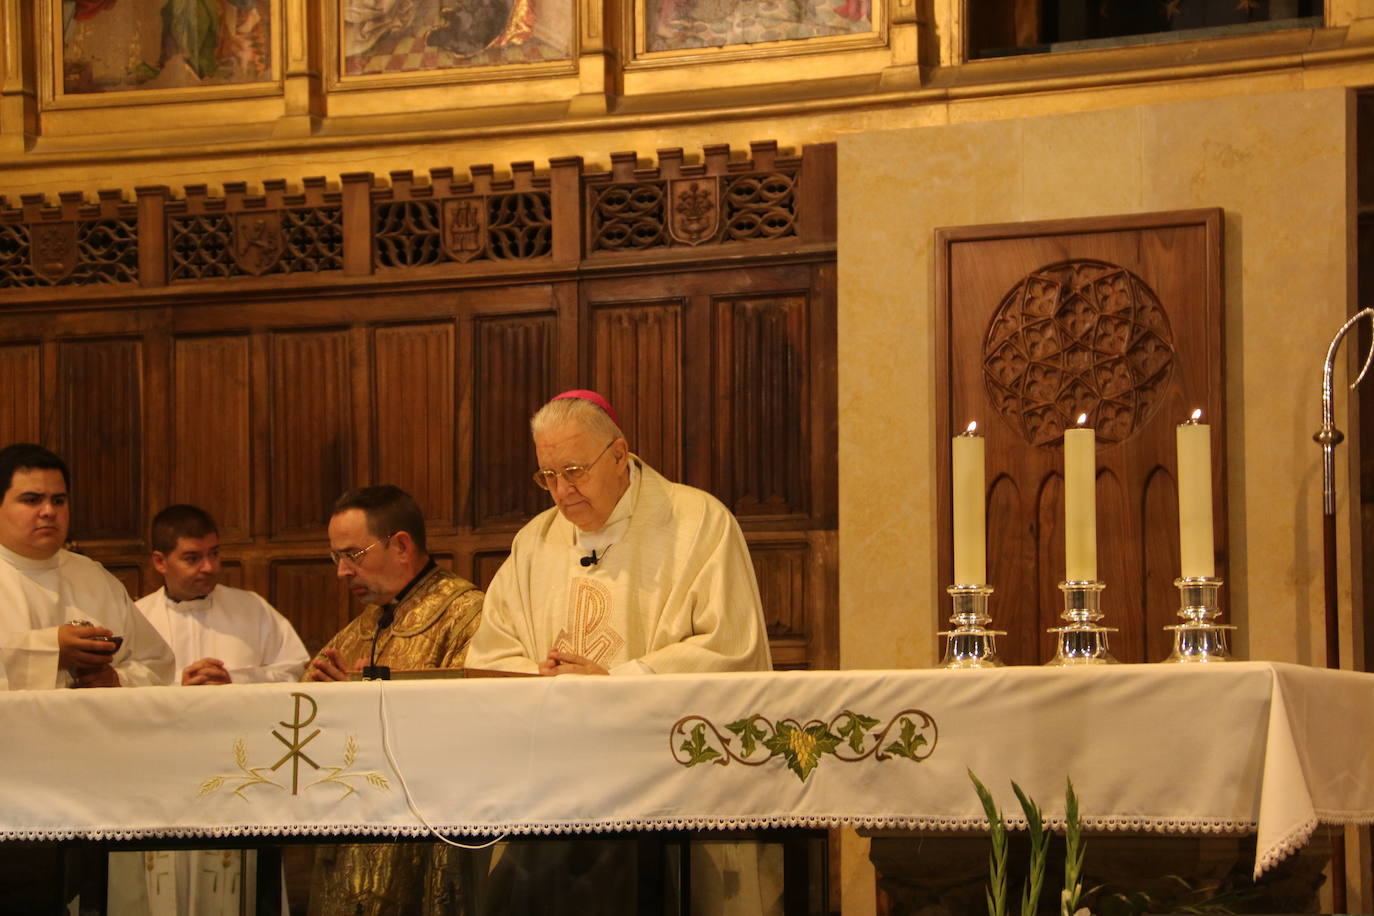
[1190,408,1203,422]
[1076,412,1088,426]
[965,420,977,435]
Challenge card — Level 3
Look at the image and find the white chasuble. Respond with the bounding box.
[467,456,771,674]
[0,545,174,690]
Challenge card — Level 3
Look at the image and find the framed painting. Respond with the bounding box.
[641,0,874,53]
[59,0,276,94]
[340,0,574,77]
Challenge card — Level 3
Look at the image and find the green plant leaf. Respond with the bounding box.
[763,722,841,782]
[726,716,768,758]
[679,724,721,767]
[837,711,880,753]
[882,716,929,760]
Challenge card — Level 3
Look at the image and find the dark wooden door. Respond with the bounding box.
[937,210,1225,664]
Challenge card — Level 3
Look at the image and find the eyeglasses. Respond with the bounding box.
[532,440,616,491]
[329,534,392,567]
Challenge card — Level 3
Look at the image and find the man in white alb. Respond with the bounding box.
[108,503,310,916]
[135,504,309,685]
[0,442,173,691]
[465,391,776,915]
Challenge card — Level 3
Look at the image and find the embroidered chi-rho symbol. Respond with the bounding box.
[199,691,390,800]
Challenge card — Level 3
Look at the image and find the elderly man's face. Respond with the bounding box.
[0,468,70,560]
[534,421,629,532]
[328,508,409,606]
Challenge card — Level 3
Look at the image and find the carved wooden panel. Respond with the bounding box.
[270,330,352,538]
[374,323,456,527]
[591,302,683,481]
[714,294,809,518]
[59,338,142,541]
[172,335,252,542]
[471,550,511,591]
[750,541,808,639]
[0,344,42,447]
[938,210,1225,665]
[219,562,245,591]
[271,560,352,656]
[472,314,556,528]
[105,564,143,600]
[0,143,839,672]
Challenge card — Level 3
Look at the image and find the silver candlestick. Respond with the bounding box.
[939,584,1004,668]
[1046,580,1118,665]
[1163,577,1234,662]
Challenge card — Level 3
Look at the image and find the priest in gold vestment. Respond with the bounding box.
[305,484,485,916]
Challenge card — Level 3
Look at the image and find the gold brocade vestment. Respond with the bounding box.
[306,565,484,916]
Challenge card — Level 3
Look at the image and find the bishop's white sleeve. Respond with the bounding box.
[464,555,541,674]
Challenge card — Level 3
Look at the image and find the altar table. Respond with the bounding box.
[2,661,1372,883]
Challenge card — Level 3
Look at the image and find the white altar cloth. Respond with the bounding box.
[2,662,1371,878]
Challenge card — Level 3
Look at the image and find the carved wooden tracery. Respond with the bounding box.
[0,142,838,672]
[983,259,1176,446]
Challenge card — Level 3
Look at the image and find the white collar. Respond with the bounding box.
[164,584,216,613]
[0,543,61,572]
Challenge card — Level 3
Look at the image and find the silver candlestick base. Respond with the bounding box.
[939,584,1005,668]
[1163,576,1234,663]
[1046,580,1119,666]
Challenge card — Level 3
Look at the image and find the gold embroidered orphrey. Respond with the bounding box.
[231,211,284,276]
[198,691,390,800]
[668,178,720,246]
[553,577,626,667]
[30,222,78,283]
[442,197,487,262]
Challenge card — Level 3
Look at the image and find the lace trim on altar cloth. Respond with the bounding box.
[0,813,1265,843]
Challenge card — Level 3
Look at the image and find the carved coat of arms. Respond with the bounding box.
[442,198,487,262]
[668,179,720,246]
[30,223,79,283]
[232,212,283,276]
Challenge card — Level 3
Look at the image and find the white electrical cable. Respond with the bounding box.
[375,679,507,850]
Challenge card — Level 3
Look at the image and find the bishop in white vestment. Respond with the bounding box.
[464,392,777,916]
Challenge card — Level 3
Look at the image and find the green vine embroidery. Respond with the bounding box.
[671,708,937,782]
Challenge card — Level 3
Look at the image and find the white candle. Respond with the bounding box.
[1064,415,1097,582]
[1177,409,1215,578]
[952,421,986,585]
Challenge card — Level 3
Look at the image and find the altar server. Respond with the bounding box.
[0,442,173,690]
[136,504,309,684]
[465,389,772,675]
[305,484,485,916]
[107,505,310,915]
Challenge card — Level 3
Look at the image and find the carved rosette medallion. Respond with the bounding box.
[668,178,720,246]
[982,259,1176,446]
[442,197,487,262]
[231,212,284,276]
[30,222,78,283]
